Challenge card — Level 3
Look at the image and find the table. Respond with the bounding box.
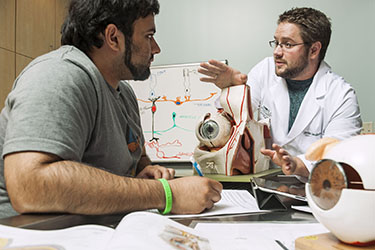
[0,205,316,231]
[0,170,312,230]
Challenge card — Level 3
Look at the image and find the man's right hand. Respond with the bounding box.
[198,59,247,89]
[168,176,223,214]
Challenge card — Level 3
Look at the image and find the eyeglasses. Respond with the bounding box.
[269,40,307,50]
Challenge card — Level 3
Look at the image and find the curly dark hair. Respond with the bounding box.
[278,7,331,62]
[61,0,160,54]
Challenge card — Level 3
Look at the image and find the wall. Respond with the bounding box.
[154,0,375,125]
[1,0,373,125]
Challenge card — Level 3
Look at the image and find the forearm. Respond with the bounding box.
[5,153,164,215]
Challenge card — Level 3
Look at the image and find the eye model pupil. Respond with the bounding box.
[323,179,331,191]
[201,120,219,139]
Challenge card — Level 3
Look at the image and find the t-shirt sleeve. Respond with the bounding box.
[2,59,97,161]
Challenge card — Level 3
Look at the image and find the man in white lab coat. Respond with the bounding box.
[198,7,362,179]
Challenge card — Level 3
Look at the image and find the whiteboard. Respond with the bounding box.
[129,61,224,162]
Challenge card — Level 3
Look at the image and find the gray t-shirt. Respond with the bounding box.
[0,45,145,218]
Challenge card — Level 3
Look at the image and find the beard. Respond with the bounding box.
[124,37,151,81]
[275,48,309,79]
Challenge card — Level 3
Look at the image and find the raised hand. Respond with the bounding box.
[198,59,247,89]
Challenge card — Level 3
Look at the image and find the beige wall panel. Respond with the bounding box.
[0,48,15,110]
[0,0,16,50]
[15,54,33,78]
[16,0,56,58]
[55,0,70,49]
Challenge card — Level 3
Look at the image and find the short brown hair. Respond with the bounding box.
[278,7,331,62]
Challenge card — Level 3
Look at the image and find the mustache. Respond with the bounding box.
[274,57,287,64]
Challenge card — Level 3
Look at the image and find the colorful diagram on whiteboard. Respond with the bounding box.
[129,62,222,162]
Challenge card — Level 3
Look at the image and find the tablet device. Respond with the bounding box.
[251,175,307,202]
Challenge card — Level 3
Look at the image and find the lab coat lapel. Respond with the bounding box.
[269,76,289,142]
[286,62,330,142]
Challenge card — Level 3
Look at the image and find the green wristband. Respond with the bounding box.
[158,178,172,214]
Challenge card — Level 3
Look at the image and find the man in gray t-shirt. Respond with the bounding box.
[0,0,222,219]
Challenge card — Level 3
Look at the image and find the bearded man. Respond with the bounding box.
[0,0,222,219]
[198,7,362,180]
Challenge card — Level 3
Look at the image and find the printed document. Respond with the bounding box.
[149,189,262,218]
[195,222,329,250]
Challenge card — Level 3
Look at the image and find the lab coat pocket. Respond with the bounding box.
[299,121,324,153]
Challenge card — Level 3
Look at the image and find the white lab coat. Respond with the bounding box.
[247,57,362,172]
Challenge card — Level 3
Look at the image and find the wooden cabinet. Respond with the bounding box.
[55,0,70,48]
[0,48,15,107]
[0,0,70,110]
[0,0,15,51]
[16,0,56,58]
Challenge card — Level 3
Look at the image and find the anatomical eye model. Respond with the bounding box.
[194,85,271,176]
[305,135,375,246]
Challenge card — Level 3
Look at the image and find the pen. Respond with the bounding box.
[275,240,289,250]
[193,162,204,176]
[190,157,204,176]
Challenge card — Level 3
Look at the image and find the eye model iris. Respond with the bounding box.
[200,121,219,139]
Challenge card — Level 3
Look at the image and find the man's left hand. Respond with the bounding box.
[136,165,175,180]
[261,144,297,175]
[261,144,309,177]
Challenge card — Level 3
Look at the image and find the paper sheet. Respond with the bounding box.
[195,222,330,250]
[291,205,312,213]
[106,211,213,250]
[150,189,261,218]
[0,209,327,250]
[0,223,114,250]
